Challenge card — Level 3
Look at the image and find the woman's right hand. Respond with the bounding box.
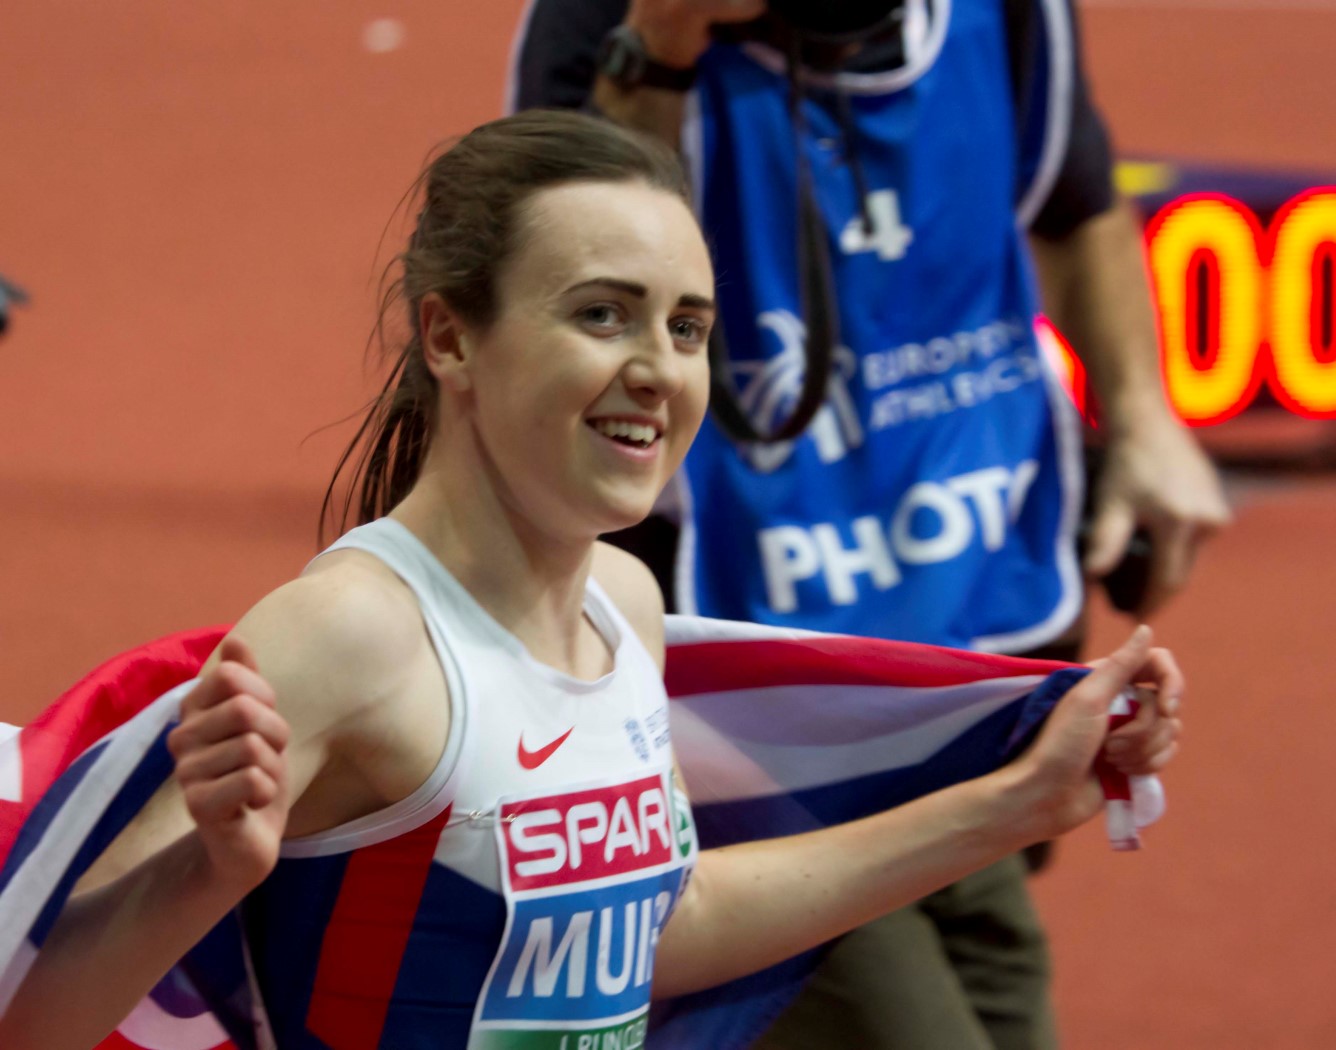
[167,635,291,893]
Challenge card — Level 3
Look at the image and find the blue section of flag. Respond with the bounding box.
[651,951,821,1049]
[694,671,1082,849]
[30,728,174,946]
[0,738,106,897]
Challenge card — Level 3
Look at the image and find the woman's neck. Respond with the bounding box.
[388,451,611,680]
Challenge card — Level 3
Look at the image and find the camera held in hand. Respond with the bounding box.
[716,0,907,56]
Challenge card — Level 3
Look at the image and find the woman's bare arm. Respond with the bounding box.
[593,550,1180,998]
[0,561,445,1049]
[651,627,1180,996]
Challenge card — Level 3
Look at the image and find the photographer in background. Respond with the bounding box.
[510,2,1227,1046]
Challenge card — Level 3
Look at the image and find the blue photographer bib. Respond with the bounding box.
[673,0,1084,652]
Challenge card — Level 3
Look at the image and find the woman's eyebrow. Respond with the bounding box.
[564,277,647,298]
[563,278,716,311]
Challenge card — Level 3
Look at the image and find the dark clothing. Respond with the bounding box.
[751,857,1057,1050]
[510,0,1114,238]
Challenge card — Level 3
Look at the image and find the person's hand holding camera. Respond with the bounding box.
[624,0,766,70]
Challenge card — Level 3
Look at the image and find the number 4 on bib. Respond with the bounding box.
[840,190,914,262]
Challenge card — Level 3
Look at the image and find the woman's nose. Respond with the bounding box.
[622,331,685,402]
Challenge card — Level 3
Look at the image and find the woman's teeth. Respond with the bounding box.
[592,420,657,448]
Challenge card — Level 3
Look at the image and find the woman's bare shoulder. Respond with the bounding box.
[215,550,432,723]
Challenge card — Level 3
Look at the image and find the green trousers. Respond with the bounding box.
[751,855,1057,1050]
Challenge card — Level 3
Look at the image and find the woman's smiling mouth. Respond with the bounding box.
[587,417,662,450]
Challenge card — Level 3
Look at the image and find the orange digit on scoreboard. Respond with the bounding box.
[1267,189,1336,417]
[1145,194,1266,426]
[1141,188,1336,425]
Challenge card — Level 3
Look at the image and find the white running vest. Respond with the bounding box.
[245,518,697,1050]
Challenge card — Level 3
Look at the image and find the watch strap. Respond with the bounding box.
[639,57,697,92]
[598,25,697,92]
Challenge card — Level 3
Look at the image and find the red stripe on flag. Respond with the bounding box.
[305,806,452,1050]
[1096,707,1139,803]
[665,638,1074,697]
[1,626,227,869]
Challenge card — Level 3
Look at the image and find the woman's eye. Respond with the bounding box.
[578,304,622,329]
[671,317,709,346]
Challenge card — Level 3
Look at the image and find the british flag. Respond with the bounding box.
[0,618,1161,1049]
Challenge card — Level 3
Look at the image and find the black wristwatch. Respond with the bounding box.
[596,25,697,92]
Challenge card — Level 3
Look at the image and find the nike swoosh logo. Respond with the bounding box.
[517,727,574,770]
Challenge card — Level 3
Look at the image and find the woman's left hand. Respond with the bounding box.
[1009,626,1184,841]
[1097,644,1183,777]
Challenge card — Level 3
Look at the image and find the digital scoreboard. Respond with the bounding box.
[1054,163,1336,428]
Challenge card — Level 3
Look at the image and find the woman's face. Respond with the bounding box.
[449,179,715,540]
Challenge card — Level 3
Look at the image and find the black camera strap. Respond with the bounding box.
[707,31,841,444]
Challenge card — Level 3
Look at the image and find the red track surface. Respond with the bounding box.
[2,2,1334,1045]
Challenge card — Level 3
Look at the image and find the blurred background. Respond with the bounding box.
[2,1,1334,1045]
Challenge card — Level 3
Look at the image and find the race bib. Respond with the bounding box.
[470,772,695,1049]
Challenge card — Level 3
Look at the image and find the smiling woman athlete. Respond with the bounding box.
[0,110,1181,1049]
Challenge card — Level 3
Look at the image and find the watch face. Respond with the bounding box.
[598,25,696,91]
[600,27,648,86]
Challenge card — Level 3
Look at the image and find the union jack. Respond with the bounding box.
[0,617,1160,1049]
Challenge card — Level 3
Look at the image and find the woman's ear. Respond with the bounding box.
[420,293,473,393]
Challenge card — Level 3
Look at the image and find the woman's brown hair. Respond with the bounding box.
[321,109,692,539]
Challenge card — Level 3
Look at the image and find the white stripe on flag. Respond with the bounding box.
[0,938,36,1017]
[0,681,194,1015]
[671,677,1043,801]
[665,614,824,646]
[0,724,21,803]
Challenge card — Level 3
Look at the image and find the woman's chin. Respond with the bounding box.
[597,509,653,537]
[589,494,658,537]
